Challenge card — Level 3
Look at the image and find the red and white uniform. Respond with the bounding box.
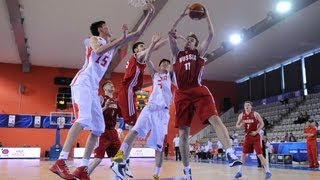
[304,125,319,167]
[173,49,218,127]
[132,72,172,151]
[94,96,121,158]
[118,54,146,126]
[241,111,262,155]
[70,37,115,135]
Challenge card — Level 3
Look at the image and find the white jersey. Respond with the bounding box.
[148,72,172,108]
[70,36,115,89]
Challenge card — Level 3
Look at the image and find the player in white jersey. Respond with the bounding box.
[112,34,173,180]
[50,2,155,180]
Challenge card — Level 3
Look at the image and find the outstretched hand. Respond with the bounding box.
[151,33,161,43]
[146,0,155,14]
[121,24,128,39]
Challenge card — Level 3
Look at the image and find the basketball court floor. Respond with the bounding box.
[1,158,319,180]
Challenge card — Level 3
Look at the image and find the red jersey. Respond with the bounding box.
[122,55,146,91]
[173,49,205,90]
[102,96,119,129]
[241,111,259,134]
[304,126,317,141]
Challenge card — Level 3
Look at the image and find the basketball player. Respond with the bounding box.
[49,2,155,179]
[112,34,172,180]
[234,101,271,179]
[116,25,167,178]
[168,5,241,179]
[86,80,121,179]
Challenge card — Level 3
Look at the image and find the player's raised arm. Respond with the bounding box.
[144,33,161,77]
[124,0,155,42]
[90,24,128,56]
[198,9,214,57]
[168,5,189,58]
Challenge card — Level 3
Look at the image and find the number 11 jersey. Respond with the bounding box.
[173,49,205,90]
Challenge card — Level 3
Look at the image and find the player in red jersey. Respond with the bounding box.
[303,120,319,168]
[49,2,155,180]
[235,101,271,179]
[168,5,241,180]
[86,80,122,179]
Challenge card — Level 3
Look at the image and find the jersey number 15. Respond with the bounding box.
[95,56,109,67]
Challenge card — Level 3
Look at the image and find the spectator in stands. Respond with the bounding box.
[272,137,280,143]
[294,111,309,124]
[289,132,297,142]
[283,132,289,142]
[303,120,319,168]
[280,98,289,105]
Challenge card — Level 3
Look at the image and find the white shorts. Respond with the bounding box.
[131,104,170,151]
[71,77,104,136]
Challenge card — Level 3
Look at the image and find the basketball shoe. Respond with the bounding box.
[111,162,127,180]
[183,168,192,180]
[152,174,160,180]
[73,166,90,180]
[49,159,75,180]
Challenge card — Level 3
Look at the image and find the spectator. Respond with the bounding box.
[283,132,289,142]
[173,134,181,161]
[294,111,309,124]
[289,133,297,142]
[272,137,280,143]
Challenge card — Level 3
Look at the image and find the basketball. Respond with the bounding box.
[189,3,206,20]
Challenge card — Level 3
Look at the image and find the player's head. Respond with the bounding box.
[244,101,252,112]
[159,59,171,72]
[90,21,111,37]
[102,80,114,95]
[305,120,311,127]
[132,42,145,54]
[185,33,199,50]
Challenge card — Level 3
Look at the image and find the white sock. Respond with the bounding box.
[264,164,270,173]
[81,158,89,167]
[120,142,129,153]
[226,147,234,154]
[154,167,161,176]
[184,166,191,173]
[238,165,242,172]
[58,151,69,160]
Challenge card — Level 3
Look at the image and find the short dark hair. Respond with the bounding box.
[159,59,171,66]
[188,33,199,47]
[102,80,113,88]
[244,101,252,105]
[132,42,144,53]
[90,21,105,36]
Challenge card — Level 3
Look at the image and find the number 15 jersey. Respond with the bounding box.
[173,49,205,90]
[70,36,115,89]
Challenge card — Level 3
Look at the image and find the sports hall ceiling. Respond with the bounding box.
[0,0,320,81]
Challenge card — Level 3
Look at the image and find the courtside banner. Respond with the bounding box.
[0,148,41,158]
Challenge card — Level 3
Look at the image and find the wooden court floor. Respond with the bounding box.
[0,158,319,180]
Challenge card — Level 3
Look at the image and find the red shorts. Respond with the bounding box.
[174,86,218,128]
[242,134,262,155]
[118,86,138,126]
[94,129,121,158]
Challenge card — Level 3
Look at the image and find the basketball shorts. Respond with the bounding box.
[94,129,121,158]
[118,86,138,126]
[71,77,105,136]
[242,134,262,154]
[131,103,170,152]
[174,86,218,128]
